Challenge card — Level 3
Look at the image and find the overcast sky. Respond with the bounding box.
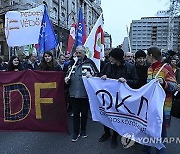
[101,0,170,47]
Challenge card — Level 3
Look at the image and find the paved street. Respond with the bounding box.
[0,113,179,154]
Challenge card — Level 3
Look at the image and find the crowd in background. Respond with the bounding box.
[0,46,179,154]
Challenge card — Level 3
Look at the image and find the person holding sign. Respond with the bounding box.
[99,48,138,148]
[142,47,177,154]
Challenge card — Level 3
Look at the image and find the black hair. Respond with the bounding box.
[40,51,56,71]
[7,55,23,71]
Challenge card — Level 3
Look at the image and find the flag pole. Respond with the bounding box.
[126,25,132,53]
[8,47,11,60]
[67,57,78,79]
[57,43,62,59]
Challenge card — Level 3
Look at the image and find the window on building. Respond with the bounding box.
[10,0,15,5]
[88,19,91,25]
[62,12,65,17]
[61,10,66,22]
[72,2,75,12]
[31,0,37,3]
[30,0,38,7]
[52,7,57,19]
[61,0,64,6]
[31,0,38,5]
[72,17,75,23]
[61,7,66,22]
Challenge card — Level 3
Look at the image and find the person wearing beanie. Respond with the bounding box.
[99,48,139,148]
[134,50,149,88]
[109,48,124,62]
[135,49,146,61]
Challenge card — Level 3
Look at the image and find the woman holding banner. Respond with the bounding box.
[142,47,177,154]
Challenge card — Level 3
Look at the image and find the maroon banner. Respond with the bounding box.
[0,70,68,132]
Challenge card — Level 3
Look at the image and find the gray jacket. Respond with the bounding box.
[68,56,99,98]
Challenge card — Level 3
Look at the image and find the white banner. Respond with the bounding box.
[5,5,44,47]
[83,77,166,149]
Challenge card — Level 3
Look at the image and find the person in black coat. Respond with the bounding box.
[0,57,7,71]
[58,54,69,72]
[58,54,71,112]
[134,50,149,88]
[7,55,23,71]
[23,53,39,70]
[99,48,139,148]
[39,51,62,71]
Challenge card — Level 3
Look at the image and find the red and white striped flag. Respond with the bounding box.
[67,23,76,54]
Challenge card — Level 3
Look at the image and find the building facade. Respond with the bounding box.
[0,0,102,60]
[122,37,129,53]
[104,31,112,50]
[129,16,180,53]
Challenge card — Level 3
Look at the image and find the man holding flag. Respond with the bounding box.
[65,45,99,142]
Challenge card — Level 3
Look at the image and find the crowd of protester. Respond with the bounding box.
[0,46,179,154]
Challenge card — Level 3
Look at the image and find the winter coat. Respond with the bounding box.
[147,61,177,128]
[101,61,139,89]
[23,60,39,70]
[135,63,149,88]
[67,56,99,98]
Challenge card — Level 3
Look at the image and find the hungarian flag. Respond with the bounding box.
[67,23,76,54]
[84,13,104,71]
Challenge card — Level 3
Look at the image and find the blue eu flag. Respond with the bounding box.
[38,6,58,55]
[76,7,86,46]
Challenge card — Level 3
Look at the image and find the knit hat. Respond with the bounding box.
[109,48,124,61]
[135,50,146,60]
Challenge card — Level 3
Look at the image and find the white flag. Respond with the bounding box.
[5,5,44,47]
[84,14,104,71]
[83,77,166,150]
